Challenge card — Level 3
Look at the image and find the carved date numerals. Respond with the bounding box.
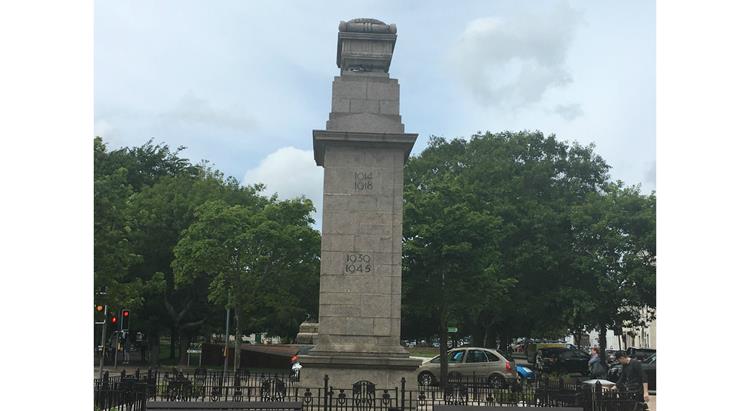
[345,253,372,273]
[354,171,373,191]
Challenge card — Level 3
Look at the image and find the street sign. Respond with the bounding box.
[448,327,458,333]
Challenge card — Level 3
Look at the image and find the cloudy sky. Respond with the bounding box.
[95,0,655,226]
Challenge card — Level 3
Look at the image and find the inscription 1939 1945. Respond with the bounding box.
[354,171,373,192]
[345,253,372,273]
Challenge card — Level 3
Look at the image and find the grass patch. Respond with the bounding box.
[408,347,439,357]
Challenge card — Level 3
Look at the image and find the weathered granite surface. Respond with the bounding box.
[300,18,421,389]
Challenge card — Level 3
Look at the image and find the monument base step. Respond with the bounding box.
[298,354,422,390]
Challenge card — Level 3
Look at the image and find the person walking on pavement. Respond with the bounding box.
[589,347,608,379]
[614,351,650,408]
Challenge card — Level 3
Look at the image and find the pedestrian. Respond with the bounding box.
[589,347,608,379]
[614,351,649,407]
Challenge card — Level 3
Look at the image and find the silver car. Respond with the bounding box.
[416,347,518,388]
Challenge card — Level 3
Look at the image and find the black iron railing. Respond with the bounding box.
[94,369,646,411]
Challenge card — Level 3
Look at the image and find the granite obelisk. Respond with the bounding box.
[299,18,421,388]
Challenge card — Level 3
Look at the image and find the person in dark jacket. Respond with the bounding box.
[614,351,649,403]
[589,347,609,379]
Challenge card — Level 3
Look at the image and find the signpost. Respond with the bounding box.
[187,343,202,368]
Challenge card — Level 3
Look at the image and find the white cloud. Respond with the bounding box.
[161,91,256,133]
[243,146,324,226]
[449,1,582,110]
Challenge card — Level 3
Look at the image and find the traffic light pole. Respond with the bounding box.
[98,305,108,379]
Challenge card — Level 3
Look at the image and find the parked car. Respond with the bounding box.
[607,352,656,391]
[416,347,518,388]
[509,338,533,353]
[525,342,569,364]
[625,347,656,362]
[534,347,590,375]
[515,364,536,383]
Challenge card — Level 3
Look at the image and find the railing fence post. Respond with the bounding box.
[400,377,406,411]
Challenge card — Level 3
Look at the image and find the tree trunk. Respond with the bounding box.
[485,327,497,349]
[178,332,188,365]
[472,328,485,350]
[169,327,176,360]
[598,325,607,351]
[149,332,160,366]
[439,313,448,390]
[439,271,449,390]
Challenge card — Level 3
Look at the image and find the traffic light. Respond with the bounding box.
[109,311,118,326]
[120,309,130,331]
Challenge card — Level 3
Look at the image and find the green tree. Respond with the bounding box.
[173,198,319,370]
[94,137,268,364]
[403,131,655,361]
[128,171,266,362]
[570,182,656,349]
[403,131,615,361]
[403,136,515,387]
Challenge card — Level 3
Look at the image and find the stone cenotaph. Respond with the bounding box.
[299,18,422,389]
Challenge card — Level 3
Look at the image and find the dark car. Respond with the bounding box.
[607,353,656,392]
[604,349,618,366]
[626,347,656,362]
[534,347,590,375]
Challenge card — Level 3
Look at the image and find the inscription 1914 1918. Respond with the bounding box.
[345,253,372,273]
[354,171,373,192]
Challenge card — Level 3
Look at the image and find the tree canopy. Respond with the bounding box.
[94,137,320,365]
[402,131,655,355]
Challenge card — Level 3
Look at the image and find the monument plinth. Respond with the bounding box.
[300,18,421,389]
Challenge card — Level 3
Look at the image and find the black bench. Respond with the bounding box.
[146,401,304,411]
[434,406,582,411]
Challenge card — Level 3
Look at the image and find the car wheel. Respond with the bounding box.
[418,372,435,387]
[488,374,506,389]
